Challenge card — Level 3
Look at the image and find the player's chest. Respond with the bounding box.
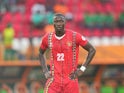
[51,37,73,51]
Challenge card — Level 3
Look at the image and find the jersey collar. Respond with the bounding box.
[55,34,65,40]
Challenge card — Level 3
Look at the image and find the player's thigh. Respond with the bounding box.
[44,79,61,93]
[64,80,79,93]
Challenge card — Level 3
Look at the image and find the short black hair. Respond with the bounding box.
[54,13,66,19]
[54,13,64,17]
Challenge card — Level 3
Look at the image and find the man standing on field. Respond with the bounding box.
[39,13,96,93]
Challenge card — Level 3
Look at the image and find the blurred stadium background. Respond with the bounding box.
[0,0,124,93]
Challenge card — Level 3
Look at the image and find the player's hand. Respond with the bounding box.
[69,69,83,80]
[44,71,52,79]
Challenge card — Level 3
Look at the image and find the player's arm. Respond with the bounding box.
[70,41,96,79]
[39,48,52,79]
[82,41,96,67]
[39,34,52,79]
[78,33,96,71]
[81,41,96,68]
[76,41,96,77]
[39,48,48,73]
[70,33,96,79]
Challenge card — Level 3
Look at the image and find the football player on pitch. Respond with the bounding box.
[39,13,96,93]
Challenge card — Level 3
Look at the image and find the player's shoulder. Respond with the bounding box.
[65,29,77,34]
[66,29,83,36]
[43,32,55,37]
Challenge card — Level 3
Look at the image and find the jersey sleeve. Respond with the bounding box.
[40,33,49,50]
[76,32,88,46]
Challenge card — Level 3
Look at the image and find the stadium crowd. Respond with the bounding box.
[0,0,124,60]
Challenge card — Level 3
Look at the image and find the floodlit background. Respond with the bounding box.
[0,0,124,93]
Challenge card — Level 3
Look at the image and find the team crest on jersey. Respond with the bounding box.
[67,41,72,46]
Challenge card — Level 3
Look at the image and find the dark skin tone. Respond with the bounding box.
[39,15,96,79]
[53,15,65,36]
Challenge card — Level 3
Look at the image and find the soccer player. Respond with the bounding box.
[39,13,96,93]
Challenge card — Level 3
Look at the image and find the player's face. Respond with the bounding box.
[53,16,65,33]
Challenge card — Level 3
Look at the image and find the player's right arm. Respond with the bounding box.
[39,34,52,79]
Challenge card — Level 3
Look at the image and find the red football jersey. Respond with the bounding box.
[40,29,87,82]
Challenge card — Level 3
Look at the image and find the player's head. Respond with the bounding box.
[53,13,66,33]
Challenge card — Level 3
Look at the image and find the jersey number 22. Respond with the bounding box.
[57,53,64,61]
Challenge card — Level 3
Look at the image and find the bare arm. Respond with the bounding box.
[70,41,96,79]
[82,41,96,67]
[39,48,52,79]
[39,48,48,73]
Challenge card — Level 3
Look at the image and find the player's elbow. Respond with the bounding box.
[90,47,96,56]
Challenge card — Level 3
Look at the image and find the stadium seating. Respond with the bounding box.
[0,0,123,39]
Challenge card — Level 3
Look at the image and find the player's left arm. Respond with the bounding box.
[77,33,96,68]
[81,41,96,67]
[70,41,96,79]
[70,33,96,79]
[77,41,96,77]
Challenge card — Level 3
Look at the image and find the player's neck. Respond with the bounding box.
[55,30,65,37]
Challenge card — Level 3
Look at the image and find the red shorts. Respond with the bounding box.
[44,78,79,93]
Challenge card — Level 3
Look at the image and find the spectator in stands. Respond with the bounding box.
[0,0,17,13]
[31,10,46,29]
[117,9,124,29]
[0,83,13,93]
[45,0,56,12]
[2,23,15,60]
[89,81,101,93]
[83,10,95,30]
[46,11,54,24]
[79,80,90,93]
[31,2,46,29]
[94,9,105,30]
[31,2,46,15]
[16,0,26,14]
[65,12,73,21]
[53,2,68,14]
[14,82,29,93]
[0,0,6,14]
[30,81,44,93]
[104,9,115,29]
